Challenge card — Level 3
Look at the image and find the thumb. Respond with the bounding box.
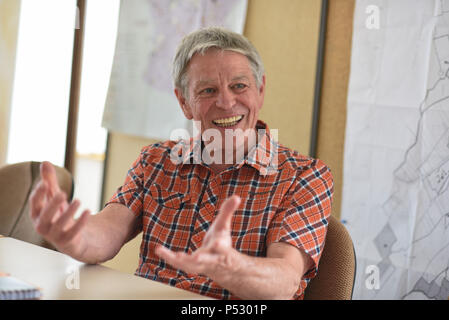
[40,161,61,197]
[214,195,241,232]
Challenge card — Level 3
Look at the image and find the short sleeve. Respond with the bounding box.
[266,159,334,296]
[105,149,146,219]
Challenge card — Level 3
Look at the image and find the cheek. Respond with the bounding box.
[195,101,215,120]
[245,99,261,117]
[187,99,205,120]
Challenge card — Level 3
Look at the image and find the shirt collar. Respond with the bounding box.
[241,120,279,176]
[174,120,279,176]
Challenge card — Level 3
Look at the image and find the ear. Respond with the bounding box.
[175,88,193,120]
[257,74,266,110]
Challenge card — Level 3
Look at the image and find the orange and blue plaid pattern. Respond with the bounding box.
[106,121,334,299]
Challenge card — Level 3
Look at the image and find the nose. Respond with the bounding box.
[215,88,235,110]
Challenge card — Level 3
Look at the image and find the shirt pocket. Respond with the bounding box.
[231,190,277,256]
[142,184,193,251]
[245,189,276,214]
[146,183,191,211]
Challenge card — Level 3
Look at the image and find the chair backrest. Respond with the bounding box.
[304,215,356,300]
[0,161,73,249]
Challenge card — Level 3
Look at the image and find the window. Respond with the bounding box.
[7,0,120,213]
[74,0,120,212]
[7,0,77,166]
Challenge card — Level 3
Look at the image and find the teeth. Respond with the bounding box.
[213,115,243,125]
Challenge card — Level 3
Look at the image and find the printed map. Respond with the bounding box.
[342,0,449,299]
[103,0,247,140]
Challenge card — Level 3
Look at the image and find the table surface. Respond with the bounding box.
[0,237,212,300]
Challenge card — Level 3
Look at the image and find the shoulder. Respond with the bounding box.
[275,146,334,222]
[138,140,180,165]
[275,144,334,199]
[277,144,332,178]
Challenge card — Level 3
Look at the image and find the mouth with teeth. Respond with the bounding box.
[212,115,244,127]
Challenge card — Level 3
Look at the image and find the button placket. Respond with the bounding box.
[189,176,220,250]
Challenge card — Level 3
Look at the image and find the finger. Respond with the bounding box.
[40,161,61,197]
[30,180,48,220]
[156,246,221,276]
[157,246,211,275]
[214,195,241,232]
[36,192,66,236]
[53,199,80,233]
[194,253,224,268]
[155,245,177,261]
[155,246,189,269]
[60,209,90,243]
[58,201,69,220]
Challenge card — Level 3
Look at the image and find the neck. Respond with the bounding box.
[204,134,259,174]
[208,163,233,174]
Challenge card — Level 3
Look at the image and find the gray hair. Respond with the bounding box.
[172,27,265,98]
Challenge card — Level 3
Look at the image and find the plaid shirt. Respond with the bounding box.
[106,121,333,299]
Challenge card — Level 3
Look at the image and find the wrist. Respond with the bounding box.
[57,231,89,262]
[212,249,247,284]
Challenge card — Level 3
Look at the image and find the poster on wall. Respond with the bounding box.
[342,0,449,299]
[102,0,248,140]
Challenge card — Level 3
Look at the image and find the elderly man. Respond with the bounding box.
[30,27,333,300]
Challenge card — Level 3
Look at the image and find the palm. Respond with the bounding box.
[155,195,240,276]
[30,162,90,258]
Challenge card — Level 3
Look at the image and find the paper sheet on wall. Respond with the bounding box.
[342,0,449,299]
[102,0,247,140]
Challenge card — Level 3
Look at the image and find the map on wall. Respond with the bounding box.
[102,0,248,140]
[342,0,449,299]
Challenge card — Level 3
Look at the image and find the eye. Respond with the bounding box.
[233,83,247,90]
[201,88,215,94]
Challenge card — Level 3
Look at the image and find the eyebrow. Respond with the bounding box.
[194,79,216,89]
[193,75,251,89]
[231,75,250,82]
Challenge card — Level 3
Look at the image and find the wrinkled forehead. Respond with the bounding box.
[190,46,248,61]
[188,47,250,67]
[187,49,253,80]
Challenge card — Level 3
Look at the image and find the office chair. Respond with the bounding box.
[304,215,356,300]
[0,161,74,250]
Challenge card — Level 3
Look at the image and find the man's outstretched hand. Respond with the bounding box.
[155,195,241,278]
[29,161,91,257]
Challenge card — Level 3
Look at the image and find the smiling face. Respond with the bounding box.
[175,48,266,154]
